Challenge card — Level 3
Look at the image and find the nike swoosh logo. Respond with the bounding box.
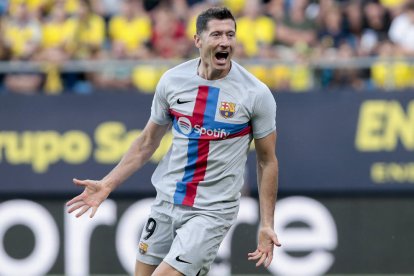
[176,256,192,264]
[177,99,192,104]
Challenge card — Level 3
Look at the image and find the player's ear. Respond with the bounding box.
[194,34,202,49]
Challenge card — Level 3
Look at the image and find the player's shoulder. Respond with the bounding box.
[164,58,198,76]
[159,58,198,84]
[231,61,272,95]
[158,59,198,90]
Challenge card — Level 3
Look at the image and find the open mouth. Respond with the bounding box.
[215,51,229,62]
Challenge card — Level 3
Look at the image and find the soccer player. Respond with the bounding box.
[66,7,281,276]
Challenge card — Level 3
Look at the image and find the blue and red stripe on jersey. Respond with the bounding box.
[170,85,251,206]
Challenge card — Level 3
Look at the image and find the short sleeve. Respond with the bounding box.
[150,75,171,125]
[251,88,276,139]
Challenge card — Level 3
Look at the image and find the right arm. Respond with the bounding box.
[66,120,170,218]
[102,120,170,191]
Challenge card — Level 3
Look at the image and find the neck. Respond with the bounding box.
[197,59,231,80]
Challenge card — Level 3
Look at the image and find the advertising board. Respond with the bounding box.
[2,92,414,194]
[1,196,413,275]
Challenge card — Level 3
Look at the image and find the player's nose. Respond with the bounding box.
[219,35,231,47]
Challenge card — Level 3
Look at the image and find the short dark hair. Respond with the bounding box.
[406,2,414,11]
[196,7,236,35]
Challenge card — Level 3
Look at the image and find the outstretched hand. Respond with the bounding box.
[248,226,281,268]
[66,178,111,218]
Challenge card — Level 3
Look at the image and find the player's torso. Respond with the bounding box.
[153,60,262,208]
[165,62,256,139]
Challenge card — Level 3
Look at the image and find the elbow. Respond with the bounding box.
[141,138,160,157]
[258,156,278,169]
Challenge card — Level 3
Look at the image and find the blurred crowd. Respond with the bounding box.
[0,0,414,94]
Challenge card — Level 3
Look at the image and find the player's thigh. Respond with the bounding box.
[136,201,174,266]
[135,260,157,276]
[165,208,237,276]
[152,261,184,276]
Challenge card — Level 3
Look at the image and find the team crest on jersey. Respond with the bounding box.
[219,102,236,118]
[139,242,148,254]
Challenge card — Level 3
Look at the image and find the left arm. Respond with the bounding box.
[248,130,281,267]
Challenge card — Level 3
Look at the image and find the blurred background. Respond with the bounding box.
[1,0,414,275]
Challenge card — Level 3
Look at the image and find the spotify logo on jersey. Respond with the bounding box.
[177,117,230,138]
[177,117,192,135]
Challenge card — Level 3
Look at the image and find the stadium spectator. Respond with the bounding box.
[343,1,364,53]
[360,0,391,55]
[36,1,77,63]
[236,0,276,58]
[88,42,134,91]
[90,0,120,24]
[108,0,152,59]
[266,0,285,22]
[164,0,191,21]
[2,3,41,60]
[0,1,7,16]
[331,42,364,90]
[60,0,106,94]
[316,0,337,25]
[64,0,81,16]
[276,0,317,49]
[0,17,7,59]
[185,1,212,49]
[317,5,349,49]
[7,0,52,20]
[34,1,81,94]
[149,4,192,58]
[0,0,413,93]
[0,20,6,93]
[72,0,105,60]
[379,0,406,17]
[222,0,246,17]
[388,1,414,56]
[2,3,43,94]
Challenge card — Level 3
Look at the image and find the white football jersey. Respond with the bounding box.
[150,58,276,210]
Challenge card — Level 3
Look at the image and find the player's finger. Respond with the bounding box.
[265,252,273,267]
[73,178,90,187]
[256,252,267,267]
[76,205,90,218]
[66,195,83,207]
[248,251,262,261]
[247,249,259,257]
[90,206,98,218]
[273,236,282,247]
[67,201,85,213]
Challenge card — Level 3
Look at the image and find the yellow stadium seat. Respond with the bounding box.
[223,0,246,16]
[393,61,411,89]
[372,60,412,89]
[186,16,197,40]
[245,65,273,87]
[371,61,388,88]
[271,65,291,90]
[290,64,312,92]
[132,65,163,93]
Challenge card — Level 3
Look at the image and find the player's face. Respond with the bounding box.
[195,19,236,74]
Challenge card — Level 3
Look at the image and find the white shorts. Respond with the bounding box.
[136,199,239,276]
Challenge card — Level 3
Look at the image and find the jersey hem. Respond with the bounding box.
[155,191,240,211]
[253,126,276,139]
[150,116,170,126]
